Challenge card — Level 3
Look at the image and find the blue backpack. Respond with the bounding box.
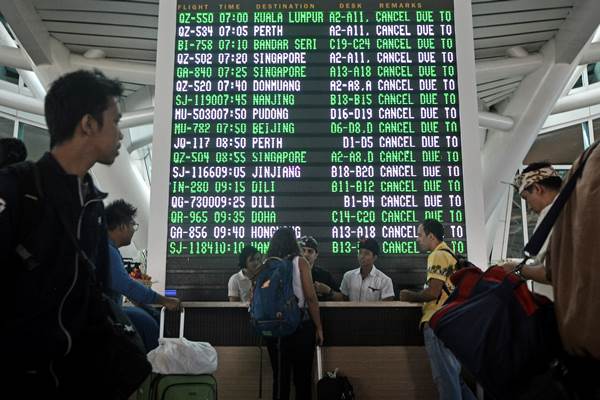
[250,257,302,337]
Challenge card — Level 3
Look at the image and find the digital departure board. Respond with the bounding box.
[149,0,486,300]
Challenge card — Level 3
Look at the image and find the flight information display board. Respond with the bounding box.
[150,0,483,300]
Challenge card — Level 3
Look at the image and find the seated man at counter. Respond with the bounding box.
[228,244,262,302]
[340,238,395,301]
[299,235,344,301]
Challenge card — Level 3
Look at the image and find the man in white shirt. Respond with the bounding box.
[501,162,562,298]
[228,245,261,302]
[340,238,395,301]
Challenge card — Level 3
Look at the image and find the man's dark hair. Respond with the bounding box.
[0,137,27,168]
[238,245,259,269]
[421,219,445,241]
[105,199,137,231]
[267,227,301,259]
[44,69,123,147]
[522,162,562,191]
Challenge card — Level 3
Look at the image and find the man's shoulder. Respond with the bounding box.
[342,267,359,279]
[372,266,392,280]
[229,270,245,283]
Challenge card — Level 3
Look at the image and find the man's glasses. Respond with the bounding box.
[131,222,139,231]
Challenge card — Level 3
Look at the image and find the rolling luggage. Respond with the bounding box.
[146,308,218,400]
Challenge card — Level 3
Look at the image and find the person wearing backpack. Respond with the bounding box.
[500,163,562,299]
[262,227,324,400]
[0,70,128,397]
[399,220,476,400]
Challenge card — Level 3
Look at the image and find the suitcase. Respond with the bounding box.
[146,308,218,400]
[316,346,354,400]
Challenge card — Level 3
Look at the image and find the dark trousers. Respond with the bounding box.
[266,320,316,400]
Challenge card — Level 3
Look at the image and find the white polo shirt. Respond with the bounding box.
[340,266,395,302]
[228,270,252,302]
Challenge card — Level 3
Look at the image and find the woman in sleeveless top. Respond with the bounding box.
[265,227,324,400]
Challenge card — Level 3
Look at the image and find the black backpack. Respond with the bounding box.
[317,373,355,400]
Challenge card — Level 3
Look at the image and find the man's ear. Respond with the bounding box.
[79,114,97,136]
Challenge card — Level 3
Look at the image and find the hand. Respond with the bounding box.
[315,327,324,346]
[163,296,182,312]
[314,281,331,295]
[497,261,518,274]
[399,289,412,302]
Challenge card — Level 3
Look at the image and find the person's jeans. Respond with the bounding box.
[423,324,477,400]
[124,306,159,352]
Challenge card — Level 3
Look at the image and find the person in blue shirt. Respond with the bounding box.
[105,199,181,351]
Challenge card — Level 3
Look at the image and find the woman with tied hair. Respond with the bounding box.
[264,227,324,400]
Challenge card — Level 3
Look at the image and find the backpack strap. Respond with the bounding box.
[8,161,45,270]
[433,248,456,304]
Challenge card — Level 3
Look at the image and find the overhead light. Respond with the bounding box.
[83,48,106,59]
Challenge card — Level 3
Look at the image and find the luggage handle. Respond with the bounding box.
[317,345,323,380]
[159,306,185,339]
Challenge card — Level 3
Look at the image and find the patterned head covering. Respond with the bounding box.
[298,236,318,252]
[513,166,559,194]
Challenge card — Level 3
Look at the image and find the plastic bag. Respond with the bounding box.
[147,336,218,374]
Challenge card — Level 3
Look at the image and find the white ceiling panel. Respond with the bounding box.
[66,44,156,61]
[44,22,157,39]
[33,0,158,16]
[53,33,156,50]
[472,0,573,15]
[38,11,158,27]
[474,20,563,39]
[473,8,571,27]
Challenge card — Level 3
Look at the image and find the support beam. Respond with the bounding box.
[0,23,46,98]
[579,41,600,65]
[0,0,52,65]
[0,45,32,70]
[120,107,154,129]
[70,54,155,85]
[482,0,600,229]
[478,111,514,131]
[0,88,43,115]
[552,83,600,114]
[476,54,543,84]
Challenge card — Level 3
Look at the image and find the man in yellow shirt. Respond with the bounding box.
[399,220,475,400]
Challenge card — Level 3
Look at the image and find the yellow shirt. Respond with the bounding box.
[421,242,456,325]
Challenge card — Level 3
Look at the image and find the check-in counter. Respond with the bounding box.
[164,302,436,400]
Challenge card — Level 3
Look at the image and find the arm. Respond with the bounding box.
[108,245,158,305]
[339,273,350,301]
[298,257,324,345]
[227,273,241,302]
[314,281,344,301]
[381,276,395,301]
[155,293,181,312]
[399,278,444,303]
[499,261,550,283]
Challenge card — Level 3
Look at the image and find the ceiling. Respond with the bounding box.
[5,0,574,104]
